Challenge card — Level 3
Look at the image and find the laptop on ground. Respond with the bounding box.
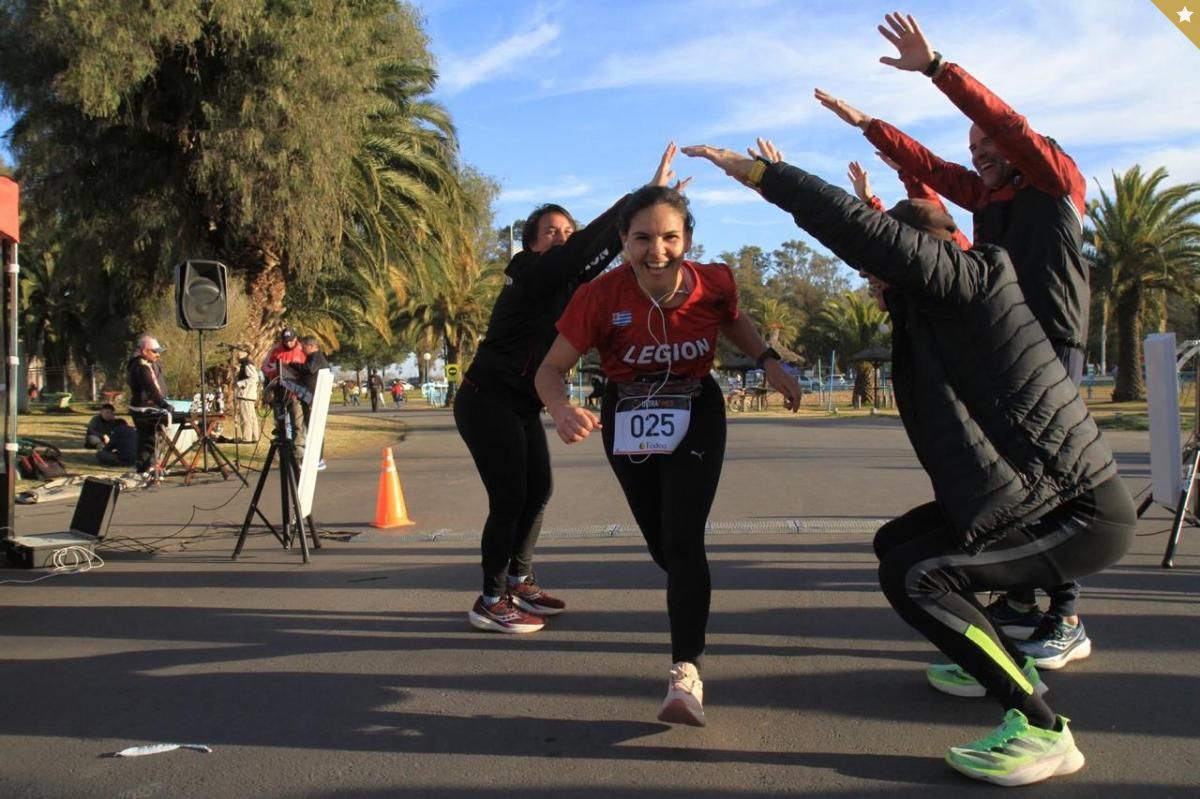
[4,477,121,568]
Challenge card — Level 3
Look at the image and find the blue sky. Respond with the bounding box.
[417,0,1200,263]
[4,1,1200,269]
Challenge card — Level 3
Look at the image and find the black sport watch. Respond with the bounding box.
[755,346,781,369]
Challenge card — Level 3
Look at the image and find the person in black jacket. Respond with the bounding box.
[126,333,172,475]
[299,336,329,470]
[84,403,124,449]
[685,141,1135,787]
[456,143,686,635]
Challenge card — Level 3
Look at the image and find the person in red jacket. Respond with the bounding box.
[815,10,1091,678]
[261,328,310,459]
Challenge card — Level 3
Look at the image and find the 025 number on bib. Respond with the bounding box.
[612,395,692,455]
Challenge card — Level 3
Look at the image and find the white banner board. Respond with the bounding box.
[1145,333,1182,505]
[299,369,332,517]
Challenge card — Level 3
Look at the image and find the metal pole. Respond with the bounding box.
[199,330,209,472]
[3,239,17,540]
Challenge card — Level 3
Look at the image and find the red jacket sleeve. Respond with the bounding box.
[865,119,990,212]
[933,63,1086,216]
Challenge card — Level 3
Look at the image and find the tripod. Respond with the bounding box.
[1143,339,1200,568]
[231,393,319,562]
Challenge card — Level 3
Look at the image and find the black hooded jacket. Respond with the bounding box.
[759,162,1116,552]
[465,196,626,416]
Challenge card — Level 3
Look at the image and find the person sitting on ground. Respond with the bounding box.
[84,403,125,449]
[86,403,137,467]
[684,138,1134,787]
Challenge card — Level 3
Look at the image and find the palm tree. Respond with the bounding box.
[1,3,467,367]
[752,296,804,362]
[816,291,890,407]
[1087,166,1200,401]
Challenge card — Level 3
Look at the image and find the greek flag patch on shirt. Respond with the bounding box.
[612,310,632,327]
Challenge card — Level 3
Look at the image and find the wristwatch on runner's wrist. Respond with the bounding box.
[755,347,781,369]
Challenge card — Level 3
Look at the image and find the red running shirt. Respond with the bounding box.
[556,261,739,383]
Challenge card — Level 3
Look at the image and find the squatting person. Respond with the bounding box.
[684,140,1134,786]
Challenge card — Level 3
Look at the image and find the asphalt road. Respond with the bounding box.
[2,408,1196,798]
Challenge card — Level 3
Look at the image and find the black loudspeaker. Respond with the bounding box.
[175,259,228,330]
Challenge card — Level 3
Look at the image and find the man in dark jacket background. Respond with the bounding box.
[685,141,1135,787]
[127,333,171,475]
[300,335,329,470]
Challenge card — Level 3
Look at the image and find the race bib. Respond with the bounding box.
[612,395,692,455]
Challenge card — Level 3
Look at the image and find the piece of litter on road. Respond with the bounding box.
[113,743,213,757]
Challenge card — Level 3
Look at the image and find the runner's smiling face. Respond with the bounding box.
[969,124,1015,189]
[621,203,692,301]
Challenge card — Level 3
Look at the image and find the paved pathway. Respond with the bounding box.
[2,409,1196,798]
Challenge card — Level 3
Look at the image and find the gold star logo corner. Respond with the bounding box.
[1150,0,1200,48]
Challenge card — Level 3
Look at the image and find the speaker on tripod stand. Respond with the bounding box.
[174,260,240,479]
[176,260,228,331]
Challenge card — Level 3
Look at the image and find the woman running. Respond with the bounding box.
[536,185,801,726]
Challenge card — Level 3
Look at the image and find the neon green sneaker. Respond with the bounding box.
[926,656,1046,698]
[946,709,1085,786]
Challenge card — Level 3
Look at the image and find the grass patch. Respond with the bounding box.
[1095,414,1150,431]
[13,405,408,483]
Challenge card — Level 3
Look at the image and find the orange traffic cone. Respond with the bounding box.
[371,447,415,528]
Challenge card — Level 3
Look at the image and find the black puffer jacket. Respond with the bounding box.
[759,162,1116,552]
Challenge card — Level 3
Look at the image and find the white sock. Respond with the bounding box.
[507,574,529,586]
[482,595,502,606]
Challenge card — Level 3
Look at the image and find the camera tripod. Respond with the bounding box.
[231,395,319,563]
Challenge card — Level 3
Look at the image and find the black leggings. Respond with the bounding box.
[602,375,726,666]
[454,383,551,598]
[875,476,1135,720]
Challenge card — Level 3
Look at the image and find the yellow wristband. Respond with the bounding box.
[747,159,767,187]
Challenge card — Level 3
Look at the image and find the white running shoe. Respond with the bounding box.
[657,661,706,727]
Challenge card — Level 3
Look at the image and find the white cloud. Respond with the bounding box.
[499,175,591,204]
[439,23,561,94]
[686,186,762,206]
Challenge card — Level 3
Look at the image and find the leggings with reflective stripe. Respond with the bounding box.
[875,476,1135,717]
